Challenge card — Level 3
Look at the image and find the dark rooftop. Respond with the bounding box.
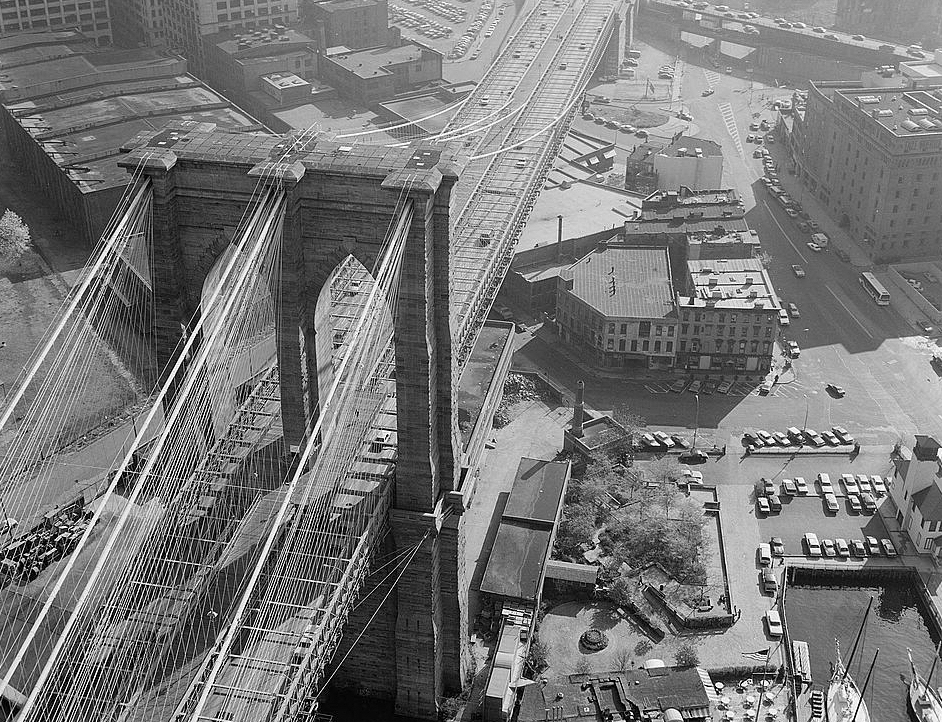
[913,484,942,521]
[517,667,712,722]
[503,458,570,525]
[478,522,553,602]
[560,245,674,319]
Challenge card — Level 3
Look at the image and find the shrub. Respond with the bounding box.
[675,642,700,668]
[574,658,591,675]
[0,209,31,262]
[634,640,653,657]
[527,637,550,675]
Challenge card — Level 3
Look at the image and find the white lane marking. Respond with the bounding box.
[826,287,875,340]
[762,200,808,264]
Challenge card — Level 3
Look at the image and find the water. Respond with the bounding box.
[785,582,940,722]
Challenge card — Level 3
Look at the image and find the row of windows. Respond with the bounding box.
[606,338,674,354]
[680,309,772,325]
[679,323,773,338]
[679,339,772,354]
[605,321,675,338]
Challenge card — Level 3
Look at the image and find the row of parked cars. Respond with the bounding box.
[756,472,889,515]
[803,533,897,558]
[744,425,854,451]
[447,0,501,58]
[671,378,733,394]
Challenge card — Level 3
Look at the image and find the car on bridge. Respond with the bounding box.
[852,34,865,41]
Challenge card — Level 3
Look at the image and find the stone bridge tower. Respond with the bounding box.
[120,127,469,719]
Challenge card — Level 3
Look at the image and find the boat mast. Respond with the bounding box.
[842,597,873,683]
[924,641,942,698]
[850,649,880,722]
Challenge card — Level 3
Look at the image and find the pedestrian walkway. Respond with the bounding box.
[703,68,722,89]
[719,102,745,158]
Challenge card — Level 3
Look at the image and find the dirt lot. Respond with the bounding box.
[0,140,141,453]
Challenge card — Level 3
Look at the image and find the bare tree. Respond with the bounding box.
[614,647,632,673]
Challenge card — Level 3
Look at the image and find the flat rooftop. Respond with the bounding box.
[209,28,315,57]
[0,34,264,192]
[517,180,641,251]
[832,84,942,136]
[456,322,514,451]
[502,458,569,524]
[662,134,722,157]
[561,245,675,320]
[681,258,780,311]
[326,43,427,79]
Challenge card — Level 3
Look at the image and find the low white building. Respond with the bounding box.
[653,135,724,191]
[891,435,942,557]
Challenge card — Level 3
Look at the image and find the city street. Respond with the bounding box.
[514,36,942,452]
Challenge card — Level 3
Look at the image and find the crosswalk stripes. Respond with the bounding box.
[704,69,721,88]
[645,383,671,394]
[718,102,744,158]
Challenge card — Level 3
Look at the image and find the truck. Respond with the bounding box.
[810,232,829,249]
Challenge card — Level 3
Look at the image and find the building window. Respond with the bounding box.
[752,325,760,336]
[631,340,638,352]
[681,324,689,335]
[608,323,615,334]
[607,338,614,350]
[926,538,934,551]
[639,321,651,337]
[666,341,673,352]
[642,340,649,351]
[679,340,686,352]
[656,325,663,336]
[667,326,674,336]
[739,340,746,353]
[619,339,626,351]
[620,323,627,335]
[682,311,690,321]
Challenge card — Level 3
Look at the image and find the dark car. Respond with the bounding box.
[826,383,846,398]
[670,434,688,448]
[770,537,785,556]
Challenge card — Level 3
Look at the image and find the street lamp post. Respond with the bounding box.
[692,393,701,450]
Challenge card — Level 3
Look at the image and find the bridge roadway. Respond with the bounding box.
[447,0,618,363]
[646,0,919,66]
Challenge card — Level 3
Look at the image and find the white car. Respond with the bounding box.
[765,609,783,637]
[807,242,823,252]
[792,264,805,278]
[842,474,860,494]
[653,431,675,448]
[804,532,821,556]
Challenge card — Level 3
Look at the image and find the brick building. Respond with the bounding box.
[318,41,443,104]
[556,244,678,370]
[304,0,390,50]
[790,59,942,262]
[0,31,264,245]
[653,135,724,191]
[0,0,110,44]
[676,258,780,377]
[203,28,318,111]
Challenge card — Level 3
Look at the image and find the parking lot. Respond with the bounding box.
[755,495,893,557]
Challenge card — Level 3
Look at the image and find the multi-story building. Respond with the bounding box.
[652,135,724,191]
[0,30,265,245]
[305,0,389,50]
[0,1,110,43]
[623,140,662,195]
[556,244,678,370]
[318,41,442,104]
[835,0,942,52]
[203,28,318,112]
[890,434,942,558]
[792,57,942,262]
[675,258,780,377]
[110,0,298,75]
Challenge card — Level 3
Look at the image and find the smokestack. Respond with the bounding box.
[556,214,563,261]
[572,380,585,438]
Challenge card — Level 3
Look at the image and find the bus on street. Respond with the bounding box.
[859,272,890,305]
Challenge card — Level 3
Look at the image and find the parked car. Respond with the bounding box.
[682,468,703,482]
[717,380,733,394]
[866,536,882,555]
[824,493,839,513]
[688,380,702,393]
[772,432,790,446]
[759,381,773,395]
[641,433,660,448]
[842,474,860,494]
[882,538,898,557]
[821,538,836,557]
[847,494,862,513]
[788,303,800,317]
[757,496,771,515]
[671,434,688,448]
[768,494,782,512]
[872,476,888,496]
[670,379,688,393]
[762,568,778,594]
[851,539,867,557]
[744,432,763,448]
[770,537,785,556]
[818,473,833,494]
[787,341,801,358]
[822,431,841,446]
[762,478,776,495]
[835,538,850,557]
[756,430,774,446]
[795,477,809,494]
[807,242,823,252]
[857,475,871,494]
[804,532,821,556]
[803,429,825,447]
[653,431,674,448]
[860,492,877,513]
[701,379,717,395]
[781,479,797,496]
[832,426,855,444]
[758,543,772,566]
[826,383,846,397]
[765,609,783,637]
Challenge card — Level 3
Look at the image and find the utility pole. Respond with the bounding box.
[692,392,701,450]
